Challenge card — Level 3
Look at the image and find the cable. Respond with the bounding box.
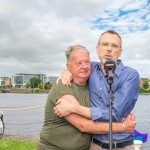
[0,105,45,111]
[5,122,43,125]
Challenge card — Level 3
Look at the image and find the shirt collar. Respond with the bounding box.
[96,59,124,78]
[115,59,124,78]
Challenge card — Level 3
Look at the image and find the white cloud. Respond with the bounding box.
[0,0,149,78]
[122,0,147,11]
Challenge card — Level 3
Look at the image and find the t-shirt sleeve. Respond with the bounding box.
[49,81,74,105]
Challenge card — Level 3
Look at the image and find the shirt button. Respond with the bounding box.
[100,88,102,90]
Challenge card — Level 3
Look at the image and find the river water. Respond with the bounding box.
[0,93,149,149]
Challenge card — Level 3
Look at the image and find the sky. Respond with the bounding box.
[0,0,150,78]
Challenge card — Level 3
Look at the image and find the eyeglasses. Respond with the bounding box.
[98,42,121,50]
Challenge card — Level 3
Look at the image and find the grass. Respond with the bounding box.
[0,138,37,150]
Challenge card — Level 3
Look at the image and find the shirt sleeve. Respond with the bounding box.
[49,81,74,105]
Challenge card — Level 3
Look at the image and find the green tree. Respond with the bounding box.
[44,82,51,89]
[142,80,149,89]
[26,83,30,88]
[30,77,41,88]
[38,83,44,89]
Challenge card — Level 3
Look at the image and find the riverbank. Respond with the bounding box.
[0,88,50,94]
[1,87,150,94]
[2,134,39,142]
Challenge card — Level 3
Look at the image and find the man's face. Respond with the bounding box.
[67,50,91,83]
[96,33,122,64]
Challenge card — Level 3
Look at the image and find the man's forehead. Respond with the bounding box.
[70,50,89,59]
[101,32,119,38]
[71,49,88,56]
[100,33,121,43]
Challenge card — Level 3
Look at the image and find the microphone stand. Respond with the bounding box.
[104,59,116,150]
[107,78,114,150]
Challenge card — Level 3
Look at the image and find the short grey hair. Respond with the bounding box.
[66,44,89,62]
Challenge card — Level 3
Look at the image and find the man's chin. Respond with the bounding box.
[102,58,113,64]
[80,74,90,79]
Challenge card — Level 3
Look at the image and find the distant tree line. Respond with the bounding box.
[0,77,52,91]
[25,77,52,90]
[1,77,149,94]
[139,80,150,93]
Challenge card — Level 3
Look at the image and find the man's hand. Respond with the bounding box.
[54,95,79,117]
[122,113,136,133]
[56,69,73,86]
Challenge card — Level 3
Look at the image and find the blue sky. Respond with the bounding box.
[0,0,150,78]
[92,1,150,33]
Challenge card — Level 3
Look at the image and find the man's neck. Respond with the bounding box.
[73,78,87,86]
[100,63,106,75]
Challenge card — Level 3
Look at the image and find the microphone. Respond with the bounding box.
[104,60,116,85]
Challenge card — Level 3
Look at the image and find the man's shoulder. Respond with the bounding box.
[123,65,139,75]
[53,80,73,90]
[48,81,73,96]
[91,61,99,66]
[91,61,99,70]
[48,80,74,103]
[118,60,139,75]
[119,65,140,81]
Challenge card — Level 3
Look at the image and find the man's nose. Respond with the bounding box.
[81,62,88,68]
[107,44,112,51]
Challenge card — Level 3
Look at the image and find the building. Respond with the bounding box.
[12,73,47,87]
[11,73,58,87]
[0,77,11,86]
[48,76,58,85]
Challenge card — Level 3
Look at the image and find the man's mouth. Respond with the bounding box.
[105,55,112,59]
[80,70,89,73]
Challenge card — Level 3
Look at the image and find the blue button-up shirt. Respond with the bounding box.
[89,60,140,141]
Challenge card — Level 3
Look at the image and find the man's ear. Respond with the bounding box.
[119,48,123,57]
[96,45,99,54]
[66,63,70,71]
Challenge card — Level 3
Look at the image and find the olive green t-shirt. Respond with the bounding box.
[38,81,91,150]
